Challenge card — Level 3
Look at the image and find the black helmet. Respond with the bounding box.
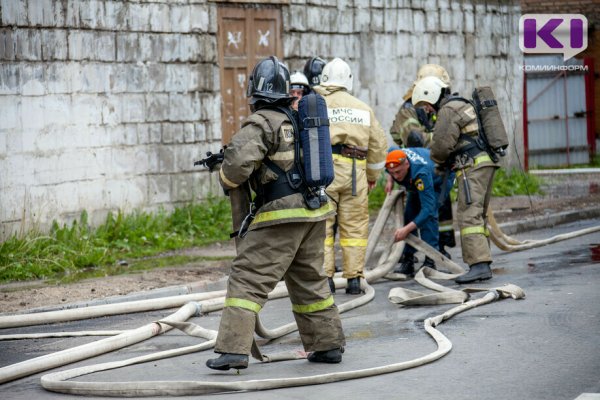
[303,56,326,87]
[246,56,293,105]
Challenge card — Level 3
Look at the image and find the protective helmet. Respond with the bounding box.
[403,64,452,101]
[246,56,293,104]
[411,76,449,106]
[416,64,451,87]
[290,71,310,93]
[320,58,353,91]
[303,56,326,87]
[385,149,407,169]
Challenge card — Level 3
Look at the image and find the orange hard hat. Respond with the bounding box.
[385,149,407,169]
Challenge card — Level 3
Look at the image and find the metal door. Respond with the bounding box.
[523,55,596,168]
[217,6,283,145]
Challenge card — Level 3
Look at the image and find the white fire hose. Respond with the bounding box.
[0,189,596,395]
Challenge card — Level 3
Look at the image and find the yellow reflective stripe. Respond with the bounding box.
[340,238,368,247]
[401,117,420,128]
[485,227,490,237]
[292,295,334,314]
[474,154,492,166]
[439,225,454,232]
[367,161,385,170]
[224,297,262,313]
[461,226,486,236]
[332,153,367,165]
[324,236,335,247]
[252,203,332,225]
[219,169,239,188]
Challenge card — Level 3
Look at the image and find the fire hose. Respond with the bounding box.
[0,189,596,395]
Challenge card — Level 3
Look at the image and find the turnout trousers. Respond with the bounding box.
[457,165,496,266]
[214,220,345,355]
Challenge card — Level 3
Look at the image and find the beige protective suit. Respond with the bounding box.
[314,86,388,279]
[429,99,500,266]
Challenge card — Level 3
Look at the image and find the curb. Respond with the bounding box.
[497,206,600,235]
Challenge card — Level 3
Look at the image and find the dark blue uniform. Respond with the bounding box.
[388,147,454,257]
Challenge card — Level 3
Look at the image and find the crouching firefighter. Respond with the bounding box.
[202,56,345,370]
[412,76,502,284]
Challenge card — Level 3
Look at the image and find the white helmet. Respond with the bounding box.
[290,71,310,90]
[411,76,449,106]
[320,58,353,91]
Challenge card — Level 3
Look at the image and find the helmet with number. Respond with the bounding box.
[303,56,327,87]
[416,64,451,87]
[320,58,353,91]
[246,56,293,104]
[290,71,310,94]
[411,76,449,107]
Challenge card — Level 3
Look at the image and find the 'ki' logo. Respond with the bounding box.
[519,14,587,61]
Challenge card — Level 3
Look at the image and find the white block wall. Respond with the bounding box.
[0,0,523,240]
[0,0,223,239]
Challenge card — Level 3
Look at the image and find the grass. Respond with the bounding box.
[0,168,544,284]
[0,196,232,284]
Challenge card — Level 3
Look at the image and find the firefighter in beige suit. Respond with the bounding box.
[412,76,500,284]
[206,57,345,371]
[314,58,387,295]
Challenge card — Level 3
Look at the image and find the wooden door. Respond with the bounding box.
[217,6,283,145]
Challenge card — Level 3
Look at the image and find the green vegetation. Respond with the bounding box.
[491,168,543,197]
[0,197,232,283]
[1,167,545,284]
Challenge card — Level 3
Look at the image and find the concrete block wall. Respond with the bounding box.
[0,0,222,239]
[284,0,524,168]
[0,0,524,240]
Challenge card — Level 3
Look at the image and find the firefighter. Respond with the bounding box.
[390,64,456,259]
[290,70,310,111]
[384,147,455,275]
[412,76,500,284]
[206,56,345,371]
[314,58,388,294]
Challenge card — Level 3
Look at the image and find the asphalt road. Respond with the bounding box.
[1,219,599,400]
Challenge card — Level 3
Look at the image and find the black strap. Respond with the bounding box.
[331,144,343,154]
[261,158,302,204]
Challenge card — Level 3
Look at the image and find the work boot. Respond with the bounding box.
[307,348,343,364]
[455,262,492,284]
[206,353,248,371]
[328,277,336,294]
[394,254,418,276]
[421,256,436,270]
[345,277,361,295]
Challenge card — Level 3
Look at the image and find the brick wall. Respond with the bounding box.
[0,0,523,239]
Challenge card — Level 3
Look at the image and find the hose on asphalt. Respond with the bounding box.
[1,189,596,395]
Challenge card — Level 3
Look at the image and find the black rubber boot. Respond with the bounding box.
[422,256,436,270]
[328,277,335,294]
[307,348,343,364]
[206,353,249,370]
[455,262,492,284]
[394,254,418,276]
[345,277,361,295]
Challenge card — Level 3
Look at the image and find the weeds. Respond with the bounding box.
[0,197,232,283]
